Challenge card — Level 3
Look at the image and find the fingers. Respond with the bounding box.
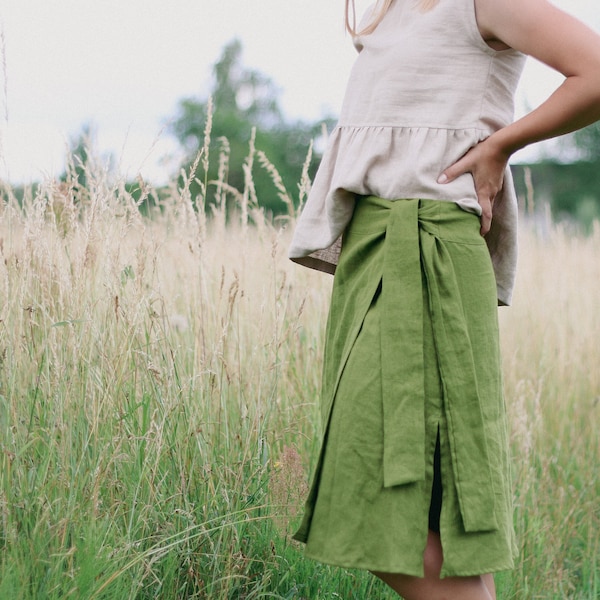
[479,197,493,236]
[437,159,495,236]
[437,143,503,236]
[437,157,469,185]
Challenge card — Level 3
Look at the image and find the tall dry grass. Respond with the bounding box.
[0,125,598,598]
[498,224,600,599]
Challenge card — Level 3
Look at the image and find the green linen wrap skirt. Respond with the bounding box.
[293,197,517,578]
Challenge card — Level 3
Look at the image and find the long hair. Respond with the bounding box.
[345,0,439,35]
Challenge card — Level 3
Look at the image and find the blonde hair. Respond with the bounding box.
[345,0,440,35]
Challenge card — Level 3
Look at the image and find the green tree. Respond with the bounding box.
[571,121,600,161]
[172,39,333,216]
[509,122,600,230]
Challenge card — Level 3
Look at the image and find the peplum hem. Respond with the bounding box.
[289,124,519,306]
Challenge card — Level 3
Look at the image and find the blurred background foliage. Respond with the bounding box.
[170,38,334,216]
[9,38,600,229]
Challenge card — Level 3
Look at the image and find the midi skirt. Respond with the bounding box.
[293,197,517,578]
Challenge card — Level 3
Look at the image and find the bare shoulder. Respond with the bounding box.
[475,0,563,50]
[475,0,600,75]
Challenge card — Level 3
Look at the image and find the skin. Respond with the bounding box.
[439,0,600,236]
[375,1,600,597]
[373,532,496,599]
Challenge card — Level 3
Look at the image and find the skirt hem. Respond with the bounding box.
[302,547,516,579]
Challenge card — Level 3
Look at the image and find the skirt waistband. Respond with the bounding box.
[350,196,484,244]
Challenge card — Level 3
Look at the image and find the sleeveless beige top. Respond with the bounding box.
[288,0,526,305]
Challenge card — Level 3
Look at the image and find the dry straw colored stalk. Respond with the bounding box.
[0,111,598,598]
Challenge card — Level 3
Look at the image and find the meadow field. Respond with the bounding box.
[0,137,598,598]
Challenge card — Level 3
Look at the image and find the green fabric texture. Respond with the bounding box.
[293,197,517,578]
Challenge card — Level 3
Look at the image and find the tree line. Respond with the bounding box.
[9,39,600,229]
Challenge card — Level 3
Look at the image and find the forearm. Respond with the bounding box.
[489,74,600,159]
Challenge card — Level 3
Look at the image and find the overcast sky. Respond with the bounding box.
[0,0,598,184]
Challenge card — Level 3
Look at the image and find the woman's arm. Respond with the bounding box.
[439,0,600,234]
[479,0,600,151]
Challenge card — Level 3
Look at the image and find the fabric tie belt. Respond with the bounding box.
[363,197,498,532]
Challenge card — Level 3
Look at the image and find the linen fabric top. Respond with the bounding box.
[288,0,526,305]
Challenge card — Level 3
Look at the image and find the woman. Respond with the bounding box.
[289,1,600,598]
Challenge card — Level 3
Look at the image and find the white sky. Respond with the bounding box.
[0,0,598,184]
